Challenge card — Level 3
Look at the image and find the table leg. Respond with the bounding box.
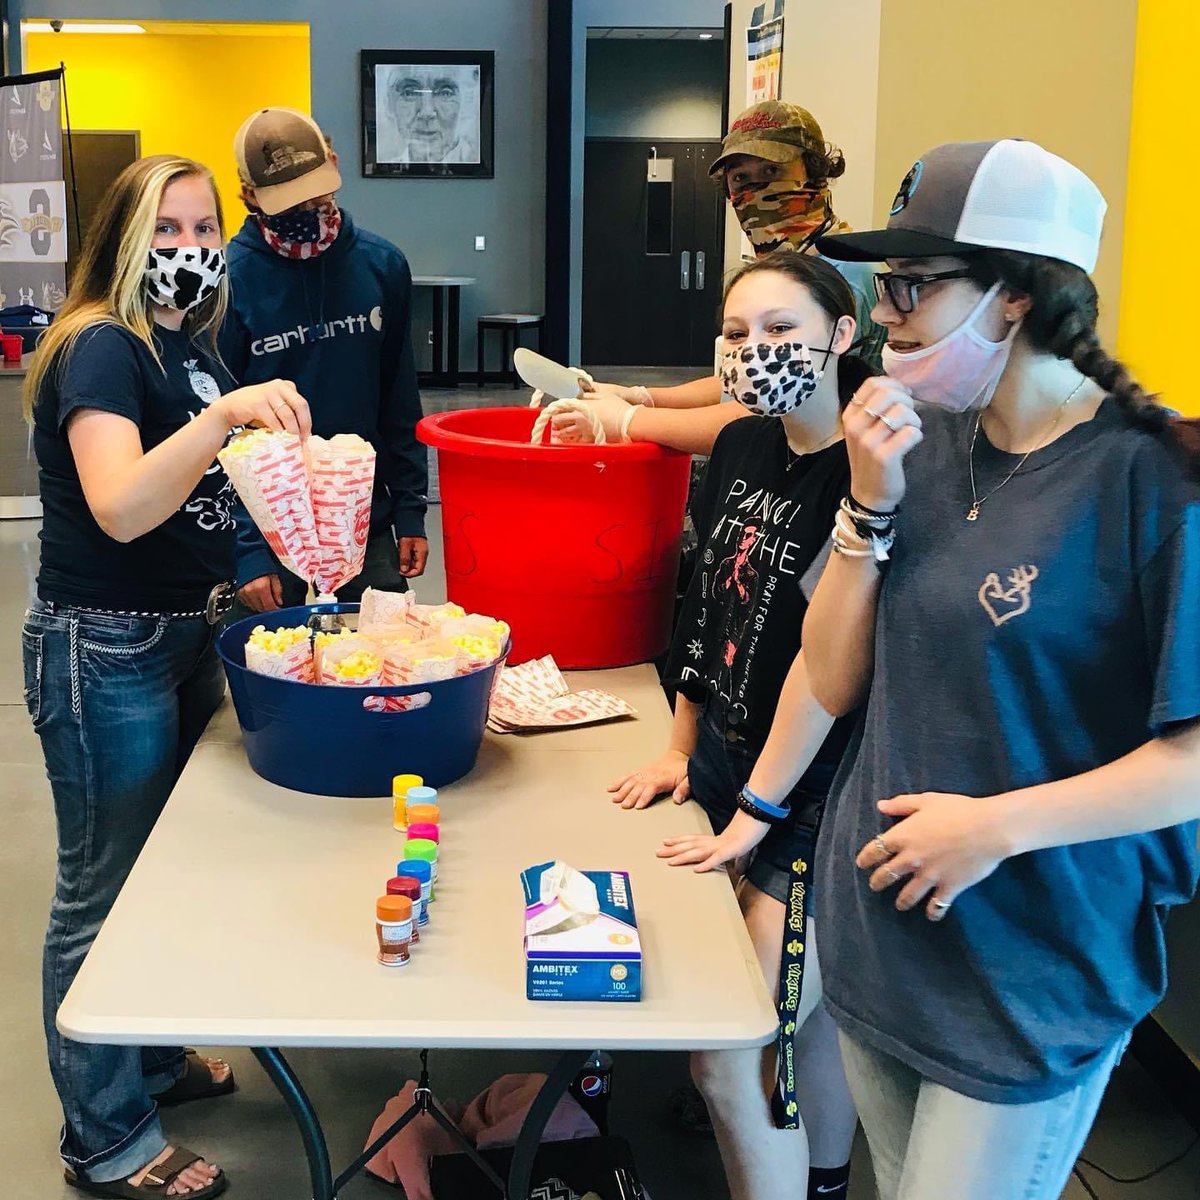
[431,286,446,387]
[252,1047,335,1200]
[506,1049,592,1200]
[447,285,461,388]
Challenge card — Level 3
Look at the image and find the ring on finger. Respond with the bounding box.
[930,898,952,911]
[873,834,892,859]
[884,868,903,883]
[878,412,900,432]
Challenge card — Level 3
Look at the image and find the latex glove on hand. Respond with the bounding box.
[582,381,653,406]
[584,394,640,443]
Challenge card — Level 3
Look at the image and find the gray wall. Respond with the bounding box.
[585,39,724,139]
[11,0,547,374]
[569,0,726,364]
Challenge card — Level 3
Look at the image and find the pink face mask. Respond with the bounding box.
[881,284,1020,412]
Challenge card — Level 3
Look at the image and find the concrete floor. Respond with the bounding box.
[2,373,1199,1198]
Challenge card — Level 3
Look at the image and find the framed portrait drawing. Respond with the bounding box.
[361,49,495,178]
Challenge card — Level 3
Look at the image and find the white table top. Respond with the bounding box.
[412,275,476,287]
[59,667,775,1051]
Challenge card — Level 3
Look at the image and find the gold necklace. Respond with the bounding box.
[785,427,842,467]
[966,379,1086,521]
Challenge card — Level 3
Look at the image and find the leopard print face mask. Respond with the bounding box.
[720,337,833,416]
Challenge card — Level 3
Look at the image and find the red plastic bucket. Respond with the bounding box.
[418,407,690,668]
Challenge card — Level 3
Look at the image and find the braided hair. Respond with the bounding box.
[967,251,1200,477]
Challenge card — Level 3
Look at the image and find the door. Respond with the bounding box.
[64,130,140,264]
[582,138,725,367]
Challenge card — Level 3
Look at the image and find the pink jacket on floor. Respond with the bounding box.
[364,1072,598,1198]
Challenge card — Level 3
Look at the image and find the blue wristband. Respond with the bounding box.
[739,786,791,821]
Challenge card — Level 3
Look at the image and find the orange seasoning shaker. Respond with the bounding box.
[376,895,413,967]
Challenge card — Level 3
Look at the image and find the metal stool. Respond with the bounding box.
[476,313,544,388]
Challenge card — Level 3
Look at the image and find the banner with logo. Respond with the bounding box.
[0,68,67,312]
[746,0,785,106]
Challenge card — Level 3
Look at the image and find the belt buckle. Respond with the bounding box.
[205,582,235,625]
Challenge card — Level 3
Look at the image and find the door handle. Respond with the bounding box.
[680,250,691,290]
[696,250,706,290]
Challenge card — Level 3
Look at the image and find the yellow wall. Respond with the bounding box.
[1118,0,1199,416]
[24,23,311,228]
[874,0,1138,348]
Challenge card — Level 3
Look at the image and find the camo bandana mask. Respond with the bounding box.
[730,162,851,256]
[144,246,226,312]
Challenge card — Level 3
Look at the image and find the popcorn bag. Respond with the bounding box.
[218,430,375,598]
[307,434,376,597]
[317,636,383,687]
[314,631,377,683]
[359,586,415,633]
[245,625,315,683]
[218,430,319,582]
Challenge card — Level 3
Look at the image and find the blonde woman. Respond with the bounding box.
[23,155,309,1199]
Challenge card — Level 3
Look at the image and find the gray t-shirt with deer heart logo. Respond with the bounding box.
[817,400,1200,1103]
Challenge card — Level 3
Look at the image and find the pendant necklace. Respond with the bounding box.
[966,378,1086,521]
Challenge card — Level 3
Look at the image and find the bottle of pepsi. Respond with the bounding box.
[569,1051,613,1134]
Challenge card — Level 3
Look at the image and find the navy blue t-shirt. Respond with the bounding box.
[817,400,1200,1103]
[33,322,237,611]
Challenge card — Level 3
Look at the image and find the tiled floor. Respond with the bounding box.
[2,372,1198,1198]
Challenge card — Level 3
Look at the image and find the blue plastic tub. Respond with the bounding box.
[217,604,505,796]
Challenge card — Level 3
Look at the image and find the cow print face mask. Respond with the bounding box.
[720,334,835,417]
[144,246,226,312]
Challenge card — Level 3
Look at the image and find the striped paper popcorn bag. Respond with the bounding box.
[218,430,319,582]
[307,434,376,597]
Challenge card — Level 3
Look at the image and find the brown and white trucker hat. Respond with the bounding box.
[233,107,342,216]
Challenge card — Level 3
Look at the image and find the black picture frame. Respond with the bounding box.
[361,49,495,179]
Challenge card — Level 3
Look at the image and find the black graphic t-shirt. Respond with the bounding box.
[664,416,855,770]
[34,321,238,610]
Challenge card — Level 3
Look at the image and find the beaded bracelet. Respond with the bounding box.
[736,786,792,824]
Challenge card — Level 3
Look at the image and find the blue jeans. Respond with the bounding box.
[22,600,225,1183]
[838,1029,1128,1200]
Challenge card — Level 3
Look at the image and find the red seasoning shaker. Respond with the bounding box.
[386,875,423,944]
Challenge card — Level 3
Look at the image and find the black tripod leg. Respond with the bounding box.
[507,1050,592,1200]
[252,1047,334,1200]
[332,1101,426,1193]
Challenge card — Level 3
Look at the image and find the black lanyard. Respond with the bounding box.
[770,829,814,1131]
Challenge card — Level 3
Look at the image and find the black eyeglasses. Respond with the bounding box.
[873,268,973,314]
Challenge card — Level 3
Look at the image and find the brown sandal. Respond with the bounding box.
[65,1147,228,1198]
[152,1050,236,1108]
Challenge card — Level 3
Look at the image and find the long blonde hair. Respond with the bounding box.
[23,154,229,420]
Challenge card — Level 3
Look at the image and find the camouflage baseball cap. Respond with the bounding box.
[709,100,827,177]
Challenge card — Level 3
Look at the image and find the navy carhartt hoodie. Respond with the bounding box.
[223,210,427,587]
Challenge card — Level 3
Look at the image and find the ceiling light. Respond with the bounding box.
[24,22,147,34]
